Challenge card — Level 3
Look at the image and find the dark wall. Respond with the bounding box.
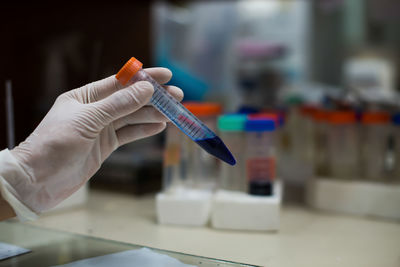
[0,3,152,149]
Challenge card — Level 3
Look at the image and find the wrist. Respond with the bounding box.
[0,149,38,221]
[10,140,40,185]
[0,193,16,221]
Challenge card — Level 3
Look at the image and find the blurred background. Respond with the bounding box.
[1,0,400,198]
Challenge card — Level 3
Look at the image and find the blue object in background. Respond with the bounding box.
[245,118,276,132]
[393,113,400,125]
[155,46,209,101]
[237,106,260,114]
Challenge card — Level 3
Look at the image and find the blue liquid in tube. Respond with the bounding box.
[195,136,236,166]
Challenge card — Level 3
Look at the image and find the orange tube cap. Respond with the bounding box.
[116,57,143,85]
[361,112,390,124]
[183,102,222,117]
[327,111,356,124]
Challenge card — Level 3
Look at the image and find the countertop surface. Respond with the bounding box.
[26,189,400,267]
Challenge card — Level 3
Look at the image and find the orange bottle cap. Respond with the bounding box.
[361,111,390,124]
[300,105,318,117]
[183,102,222,117]
[327,111,356,124]
[116,57,143,85]
[313,109,329,122]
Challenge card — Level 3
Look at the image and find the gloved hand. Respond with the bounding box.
[4,68,183,215]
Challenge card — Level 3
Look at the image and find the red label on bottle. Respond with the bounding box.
[246,157,275,181]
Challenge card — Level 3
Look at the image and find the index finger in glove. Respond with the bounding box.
[113,85,183,130]
[73,67,172,103]
[90,81,154,128]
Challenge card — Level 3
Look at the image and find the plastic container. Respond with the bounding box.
[248,112,284,177]
[312,109,329,176]
[393,113,400,183]
[279,104,316,199]
[279,97,302,158]
[183,102,222,190]
[326,111,359,179]
[285,104,316,164]
[217,114,247,192]
[244,118,276,195]
[360,111,390,181]
[299,105,318,165]
[162,123,185,192]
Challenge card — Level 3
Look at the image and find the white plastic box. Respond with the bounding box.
[156,188,212,226]
[211,181,282,231]
[306,177,400,220]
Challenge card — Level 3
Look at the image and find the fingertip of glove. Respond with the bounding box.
[159,67,172,77]
[160,121,167,130]
[130,81,154,101]
[132,81,153,91]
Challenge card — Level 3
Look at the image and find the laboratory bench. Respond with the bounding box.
[4,189,400,267]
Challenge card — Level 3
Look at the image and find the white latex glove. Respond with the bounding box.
[5,68,183,215]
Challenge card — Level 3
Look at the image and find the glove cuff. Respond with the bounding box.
[0,149,38,221]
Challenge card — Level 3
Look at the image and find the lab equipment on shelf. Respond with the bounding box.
[306,110,400,221]
[116,57,235,166]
